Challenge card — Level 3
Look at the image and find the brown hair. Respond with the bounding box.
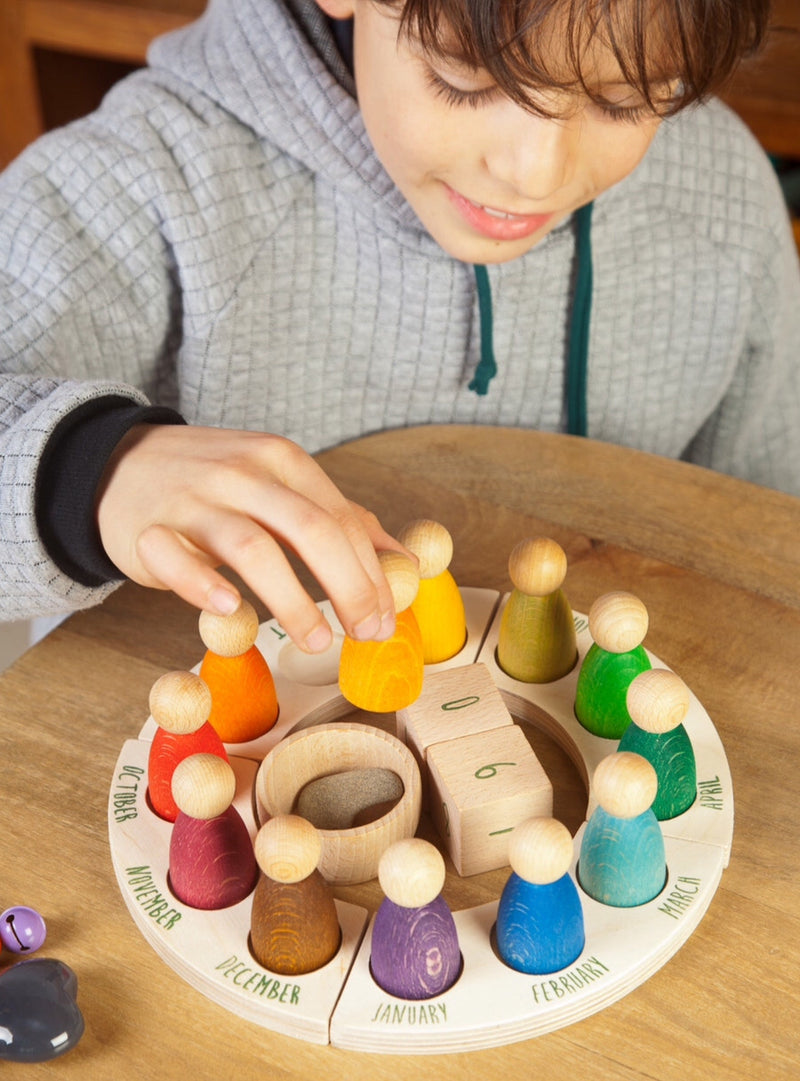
[373,0,772,116]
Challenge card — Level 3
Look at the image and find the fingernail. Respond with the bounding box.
[375,609,396,640]
[352,610,382,641]
[208,587,240,616]
[304,622,333,653]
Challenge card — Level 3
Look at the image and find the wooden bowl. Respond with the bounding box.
[254,722,422,885]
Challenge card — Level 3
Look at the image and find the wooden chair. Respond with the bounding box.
[0,0,206,168]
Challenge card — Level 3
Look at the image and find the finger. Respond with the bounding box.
[346,502,407,552]
[173,504,391,652]
[137,521,335,652]
[331,505,407,633]
[260,441,399,622]
[135,524,243,618]
[195,509,339,649]
[344,501,417,578]
[198,468,395,641]
[241,494,393,641]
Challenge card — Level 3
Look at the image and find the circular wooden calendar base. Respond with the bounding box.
[108,588,733,1053]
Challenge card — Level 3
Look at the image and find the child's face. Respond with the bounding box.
[319,0,671,264]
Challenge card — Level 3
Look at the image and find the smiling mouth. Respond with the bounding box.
[465,197,540,221]
[446,186,554,241]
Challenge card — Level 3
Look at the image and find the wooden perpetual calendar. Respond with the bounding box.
[108,586,733,1054]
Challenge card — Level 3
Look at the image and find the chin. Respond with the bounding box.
[417,209,558,265]
[430,231,547,265]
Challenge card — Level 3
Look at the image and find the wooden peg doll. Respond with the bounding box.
[370,838,460,1001]
[250,815,341,976]
[169,753,258,910]
[147,670,229,822]
[619,668,697,820]
[338,551,424,712]
[397,519,466,664]
[574,591,652,739]
[579,752,666,908]
[496,817,584,975]
[497,537,577,683]
[198,599,279,743]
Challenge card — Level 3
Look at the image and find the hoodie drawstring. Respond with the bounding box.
[565,201,593,437]
[468,263,497,396]
[470,200,594,437]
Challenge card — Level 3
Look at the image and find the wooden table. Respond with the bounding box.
[1,426,798,1079]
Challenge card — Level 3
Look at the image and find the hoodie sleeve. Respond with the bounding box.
[0,116,181,620]
[35,397,186,589]
[681,138,800,496]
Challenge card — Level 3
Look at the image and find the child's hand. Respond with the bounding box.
[96,424,406,652]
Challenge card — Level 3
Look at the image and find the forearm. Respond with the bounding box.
[0,378,155,619]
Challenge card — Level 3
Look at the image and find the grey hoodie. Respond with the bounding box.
[0,0,798,620]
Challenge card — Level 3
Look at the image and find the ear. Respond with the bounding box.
[314,0,357,18]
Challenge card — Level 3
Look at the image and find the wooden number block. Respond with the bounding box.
[396,661,512,750]
[396,663,513,805]
[426,725,553,877]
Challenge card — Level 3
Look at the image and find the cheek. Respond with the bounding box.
[355,66,410,164]
[360,86,449,185]
[596,124,661,183]
[361,107,418,185]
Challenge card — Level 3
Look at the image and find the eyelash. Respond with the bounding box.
[424,69,498,110]
[426,68,656,124]
[596,103,651,124]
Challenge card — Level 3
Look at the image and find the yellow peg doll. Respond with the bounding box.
[338,551,424,712]
[397,519,466,664]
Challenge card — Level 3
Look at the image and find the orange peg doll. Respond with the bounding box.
[397,519,466,664]
[198,599,279,743]
[497,537,577,683]
[338,551,424,712]
[250,815,341,976]
[147,670,229,822]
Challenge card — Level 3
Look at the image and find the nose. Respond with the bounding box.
[482,102,577,201]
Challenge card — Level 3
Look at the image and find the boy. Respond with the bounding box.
[0,0,797,653]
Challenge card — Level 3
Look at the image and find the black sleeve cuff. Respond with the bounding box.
[36,395,186,587]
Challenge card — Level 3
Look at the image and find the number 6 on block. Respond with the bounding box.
[426,725,553,877]
[396,663,516,810]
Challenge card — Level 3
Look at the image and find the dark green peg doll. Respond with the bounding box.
[619,667,697,820]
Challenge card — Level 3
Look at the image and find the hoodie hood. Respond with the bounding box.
[147,0,593,408]
[148,0,425,237]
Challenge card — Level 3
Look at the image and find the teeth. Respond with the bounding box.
[467,197,522,220]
